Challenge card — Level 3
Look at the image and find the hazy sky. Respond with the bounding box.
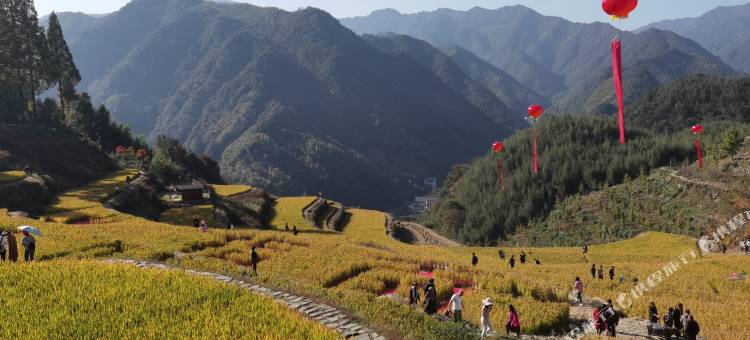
[35,0,750,30]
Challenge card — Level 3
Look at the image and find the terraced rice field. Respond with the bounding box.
[212,184,253,197]
[0,171,747,339]
[0,170,25,184]
[159,205,218,227]
[0,261,337,339]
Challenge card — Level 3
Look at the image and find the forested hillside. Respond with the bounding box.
[342,6,740,114]
[628,75,750,132]
[48,0,522,209]
[421,115,694,245]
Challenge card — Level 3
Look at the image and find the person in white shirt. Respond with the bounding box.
[449,289,464,322]
[481,297,493,338]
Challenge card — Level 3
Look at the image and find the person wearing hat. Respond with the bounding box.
[21,231,35,262]
[408,282,420,307]
[481,298,493,338]
[449,289,464,322]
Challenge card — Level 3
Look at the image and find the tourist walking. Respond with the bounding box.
[21,231,35,262]
[649,302,659,323]
[471,253,478,267]
[505,305,521,337]
[593,305,607,335]
[408,282,420,307]
[250,246,259,275]
[424,284,438,315]
[684,313,700,340]
[449,290,464,322]
[574,277,584,304]
[603,299,619,336]
[590,264,596,279]
[480,298,493,338]
[509,255,516,269]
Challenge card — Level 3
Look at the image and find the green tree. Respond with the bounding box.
[68,92,97,139]
[718,128,741,160]
[46,12,81,117]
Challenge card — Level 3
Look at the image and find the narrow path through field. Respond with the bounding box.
[105,259,386,340]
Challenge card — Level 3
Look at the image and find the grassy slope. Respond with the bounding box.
[0,172,746,339]
[0,125,115,188]
[0,261,336,339]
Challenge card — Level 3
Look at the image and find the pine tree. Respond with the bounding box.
[46,12,81,117]
[94,104,112,147]
[69,92,97,139]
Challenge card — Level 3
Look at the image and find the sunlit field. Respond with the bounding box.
[0,170,25,184]
[0,261,337,340]
[0,171,746,339]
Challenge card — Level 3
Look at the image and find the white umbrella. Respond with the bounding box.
[17,225,42,237]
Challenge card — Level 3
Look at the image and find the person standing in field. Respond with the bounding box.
[684,313,700,340]
[498,249,505,260]
[609,266,615,281]
[480,298,493,338]
[449,289,464,322]
[505,304,521,337]
[664,307,675,327]
[582,243,588,254]
[7,232,18,262]
[408,282,420,307]
[250,246,260,275]
[519,251,526,264]
[471,253,479,267]
[649,302,659,323]
[597,265,604,280]
[424,285,438,315]
[618,274,625,284]
[509,255,516,269]
[574,277,584,304]
[193,217,200,228]
[199,219,208,232]
[590,264,596,279]
[673,303,684,335]
[0,231,8,261]
[21,231,35,262]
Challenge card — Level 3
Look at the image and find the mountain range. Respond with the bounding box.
[639,2,750,74]
[341,6,742,114]
[49,0,528,209]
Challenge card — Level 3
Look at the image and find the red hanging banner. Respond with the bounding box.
[532,127,538,175]
[695,139,703,168]
[612,39,625,144]
[496,158,505,192]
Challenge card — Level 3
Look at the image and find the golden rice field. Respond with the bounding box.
[0,261,337,340]
[269,196,317,230]
[159,205,218,227]
[0,171,747,339]
[0,170,25,184]
[212,184,253,197]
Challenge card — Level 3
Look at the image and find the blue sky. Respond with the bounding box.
[35,0,750,30]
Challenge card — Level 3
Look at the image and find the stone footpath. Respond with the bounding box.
[105,259,385,340]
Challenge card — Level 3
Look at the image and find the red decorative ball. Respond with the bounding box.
[691,124,703,135]
[492,141,504,153]
[602,0,638,19]
[527,105,544,119]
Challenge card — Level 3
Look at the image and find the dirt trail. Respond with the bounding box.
[665,169,727,191]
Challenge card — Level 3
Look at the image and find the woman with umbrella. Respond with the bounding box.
[17,226,41,262]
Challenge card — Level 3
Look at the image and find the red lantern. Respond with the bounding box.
[527,105,544,120]
[602,0,638,20]
[492,141,504,153]
[691,124,703,135]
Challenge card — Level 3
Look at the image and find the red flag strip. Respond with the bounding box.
[695,138,704,168]
[532,127,539,175]
[496,158,505,192]
[612,39,625,144]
